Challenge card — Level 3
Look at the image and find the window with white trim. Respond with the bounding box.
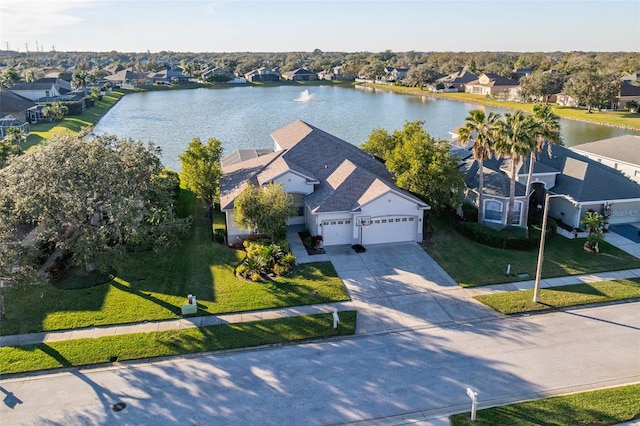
[512,201,523,225]
[484,200,503,222]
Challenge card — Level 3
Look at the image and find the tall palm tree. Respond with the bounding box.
[458,109,501,223]
[495,110,536,226]
[522,104,562,236]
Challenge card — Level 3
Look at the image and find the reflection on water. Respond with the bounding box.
[94,85,638,171]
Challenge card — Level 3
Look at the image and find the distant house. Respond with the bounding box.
[200,66,234,82]
[281,68,318,81]
[570,135,640,183]
[220,120,430,246]
[435,66,479,92]
[617,82,640,110]
[556,92,579,107]
[512,68,533,80]
[147,68,190,84]
[7,79,62,101]
[104,67,147,87]
[620,72,640,84]
[0,115,30,139]
[464,73,520,96]
[458,141,640,228]
[0,90,36,122]
[318,66,354,81]
[379,67,409,83]
[244,67,281,82]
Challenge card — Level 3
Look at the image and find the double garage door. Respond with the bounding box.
[321,216,417,246]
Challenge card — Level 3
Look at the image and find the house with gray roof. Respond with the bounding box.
[7,79,63,101]
[458,141,640,228]
[220,120,430,246]
[570,135,640,183]
[436,66,479,92]
[281,68,318,81]
[464,73,519,96]
[0,90,35,122]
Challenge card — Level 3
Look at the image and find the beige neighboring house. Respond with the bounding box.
[104,67,147,87]
[220,120,430,246]
[464,73,519,96]
[570,135,640,183]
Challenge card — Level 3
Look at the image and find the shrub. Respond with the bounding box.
[250,272,262,282]
[280,253,296,268]
[461,202,478,222]
[273,263,289,276]
[454,221,554,251]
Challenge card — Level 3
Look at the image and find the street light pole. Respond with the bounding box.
[533,192,551,303]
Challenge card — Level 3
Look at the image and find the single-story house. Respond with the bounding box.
[147,68,190,84]
[458,141,640,228]
[244,67,281,82]
[220,120,430,246]
[104,68,147,87]
[464,73,520,96]
[0,90,36,122]
[200,66,234,82]
[617,82,640,110]
[318,66,354,81]
[570,135,640,183]
[435,66,479,92]
[281,68,318,81]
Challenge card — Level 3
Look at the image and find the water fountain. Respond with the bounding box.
[293,89,319,102]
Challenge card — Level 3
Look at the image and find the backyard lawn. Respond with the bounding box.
[0,188,350,335]
[424,216,640,287]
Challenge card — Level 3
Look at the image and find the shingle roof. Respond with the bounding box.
[0,90,35,115]
[220,120,429,212]
[460,157,526,197]
[569,135,640,168]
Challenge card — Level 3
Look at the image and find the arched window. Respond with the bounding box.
[484,200,503,223]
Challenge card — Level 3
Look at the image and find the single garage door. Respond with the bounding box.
[321,219,353,245]
[362,216,416,245]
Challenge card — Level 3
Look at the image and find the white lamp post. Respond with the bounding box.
[533,192,577,303]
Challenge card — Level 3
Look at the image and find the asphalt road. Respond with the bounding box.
[1,302,639,425]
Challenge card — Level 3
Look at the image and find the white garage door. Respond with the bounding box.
[321,219,353,246]
[362,216,416,245]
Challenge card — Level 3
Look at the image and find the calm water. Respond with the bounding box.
[94,85,639,171]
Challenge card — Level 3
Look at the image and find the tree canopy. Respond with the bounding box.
[233,183,297,242]
[0,133,189,283]
[362,121,463,210]
[564,71,621,112]
[179,137,224,215]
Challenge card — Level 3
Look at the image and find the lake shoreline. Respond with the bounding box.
[358,82,640,132]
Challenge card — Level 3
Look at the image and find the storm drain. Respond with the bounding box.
[112,402,127,412]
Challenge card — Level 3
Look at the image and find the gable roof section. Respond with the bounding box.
[220,120,429,213]
[0,90,35,114]
[460,157,526,198]
[570,135,640,168]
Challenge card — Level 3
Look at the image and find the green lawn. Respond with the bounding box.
[0,189,349,335]
[363,83,640,130]
[450,383,640,426]
[0,311,357,375]
[424,216,640,287]
[474,278,640,314]
[24,89,127,148]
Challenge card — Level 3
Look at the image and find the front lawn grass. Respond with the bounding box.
[474,278,640,314]
[424,216,640,287]
[0,311,357,375]
[24,89,126,148]
[0,188,349,335]
[450,383,640,426]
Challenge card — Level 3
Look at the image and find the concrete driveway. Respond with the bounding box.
[325,242,500,334]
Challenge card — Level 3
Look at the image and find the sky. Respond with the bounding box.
[1,0,639,53]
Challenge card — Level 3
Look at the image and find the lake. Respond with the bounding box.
[94,85,639,171]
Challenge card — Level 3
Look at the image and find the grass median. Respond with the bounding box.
[474,278,640,314]
[450,383,640,426]
[0,311,357,375]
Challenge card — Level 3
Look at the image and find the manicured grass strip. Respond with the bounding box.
[450,383,640,426]
[0,311,357,375]
[424,216,640,287]
[474,278,640,314]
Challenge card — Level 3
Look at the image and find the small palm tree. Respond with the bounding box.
[495,111,536,226]
[458,109,501,223]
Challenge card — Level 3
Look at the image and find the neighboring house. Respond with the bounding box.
[620,72,640,84]
[26,104,54,124]
[7,79,61,101]
[617,82,640,110]
[200,66,234,82]
[281,68,318,81]
[147,68,190,84]
[379,67,409,83]
[570,135,640,183]
[318,66,354,81]
[464,73,520,96]
[435,66,479,92]
[556,92,579,107]
[220,120,430,246]
[0,90,36,122]
[0,115,30,139]
[458,141,640,228]
[104,67,147,87]
[244,67,281,82]
[512,68,533,80]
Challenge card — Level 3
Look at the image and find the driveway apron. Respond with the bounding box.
[324,242,500,334]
